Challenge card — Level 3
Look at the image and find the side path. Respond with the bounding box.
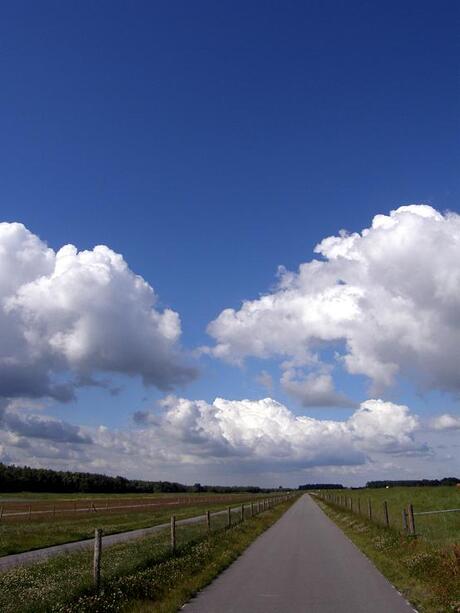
[0,507,237,573]
[184,494,416,613]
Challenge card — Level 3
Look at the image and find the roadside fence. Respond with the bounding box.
[91,493,296,590]
[316,491,460,542]
[0,493,274,523]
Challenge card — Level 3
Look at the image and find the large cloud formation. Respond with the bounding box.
[150,396,422,465]
[0,223,195,401]
[0,395,425,477]
[208,205,460,398]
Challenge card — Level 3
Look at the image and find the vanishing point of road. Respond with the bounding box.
[184,494,416,613]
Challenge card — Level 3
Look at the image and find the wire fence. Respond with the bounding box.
[0,493,296,613]
[0,493,270,522]
[315,491,460,544]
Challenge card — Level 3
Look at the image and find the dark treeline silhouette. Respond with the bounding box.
[0,463,276,494]
[366,478,459,488]
[298,483,344,490]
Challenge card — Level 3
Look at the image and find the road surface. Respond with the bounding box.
[184,494,416,613]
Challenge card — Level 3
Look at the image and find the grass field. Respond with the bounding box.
[323,486,459,545]
[0,496,296,613]
[0,491,261,501]
[316,489,460,613]
[0,492,274,556]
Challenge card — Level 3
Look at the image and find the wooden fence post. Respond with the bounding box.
[402,509,408,533]
[407,504,416,536]
[241,504,244,522]
[0,506,3,521]
[93,528,102,591]
[171,515,176,552]
[357,498,361,515]
[227,506,231,528]
[368,499,372,521]
[206,510,211,532]
[383,501,389,528]
[350,498,353,513]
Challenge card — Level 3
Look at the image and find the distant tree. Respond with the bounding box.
[298,483,344,490]
[366,478,459,488]
[0,462,279,494]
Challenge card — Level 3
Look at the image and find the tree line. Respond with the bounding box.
[298,483,344,490]
[0,462,278,494]
[365,478,459,488]
[297,478,459,490]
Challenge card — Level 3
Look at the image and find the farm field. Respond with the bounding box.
[324,486,459,545]
[0,496,296,613]
[0,491,272,556]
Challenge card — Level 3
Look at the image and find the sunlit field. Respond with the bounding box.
[0,492,272,555]
[0,496,296,613]
[324,486,459,545]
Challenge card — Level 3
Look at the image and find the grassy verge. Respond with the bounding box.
[321,486,459,546]
[0,497,296,613]
[315,496,460,613]
[0,497,267,555]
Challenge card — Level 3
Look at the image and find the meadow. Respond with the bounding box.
[324,486,459,545]
[0,496,296,613]
[316,487,459,613]
[0,492,270,555]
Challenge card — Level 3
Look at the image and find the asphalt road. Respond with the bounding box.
[184,494,416,613]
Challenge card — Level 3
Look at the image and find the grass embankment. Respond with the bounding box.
[315,492,459,613]
[0,497,297,613]
[0,494,267,555]
[325,486,459,546]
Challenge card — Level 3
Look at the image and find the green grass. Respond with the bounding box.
[315,495,460,613]
[0,494,269,555]
[323,486,460,545]
[0,498,296,613]
[0,493,170,501]
[0,492,256,501]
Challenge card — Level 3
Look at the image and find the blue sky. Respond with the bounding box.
[0,2,459,485]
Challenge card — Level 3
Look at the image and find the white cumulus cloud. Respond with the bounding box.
[430,413,460,431]
[280,368,355,408]
[0,395,428,481]
[124,396,423,468]
[208,205,460,397]
[0,222,196,401]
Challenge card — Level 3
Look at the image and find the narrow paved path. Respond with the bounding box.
[184,495,416,613]
[0,508,236,573]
